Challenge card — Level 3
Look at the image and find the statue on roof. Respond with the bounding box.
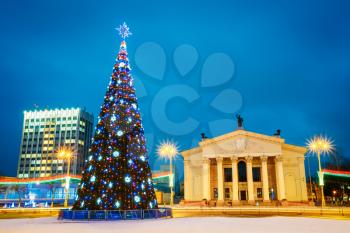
[236,114,243,128]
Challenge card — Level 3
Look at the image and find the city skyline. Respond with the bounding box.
[1,0,350,177]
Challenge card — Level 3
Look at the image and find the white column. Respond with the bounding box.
[297,157,308,201]
[231,156,239,203]
[202,158,211,200]
[275,155,286,200]
[261,156,270,202]
[184,159,192,201]
[246,156,255,204]
[216,157,224,205]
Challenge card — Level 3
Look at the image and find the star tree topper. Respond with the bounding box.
[116,22,132,39]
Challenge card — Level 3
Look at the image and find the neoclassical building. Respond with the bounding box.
[182,125,308,205]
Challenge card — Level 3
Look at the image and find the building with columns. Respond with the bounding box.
[182,128,308,205]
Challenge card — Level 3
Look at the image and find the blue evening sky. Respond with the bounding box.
[0,0,349,178]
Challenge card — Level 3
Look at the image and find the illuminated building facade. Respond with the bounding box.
[17,108,94,178]
[182,129,309,205]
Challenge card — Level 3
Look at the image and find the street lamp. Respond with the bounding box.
[157,141,179,206]
[307,136,334,207]
[57,146,73,208]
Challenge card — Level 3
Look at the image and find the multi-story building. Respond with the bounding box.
[17,108,94,178]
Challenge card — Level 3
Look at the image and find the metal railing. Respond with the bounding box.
[58,208,172,220]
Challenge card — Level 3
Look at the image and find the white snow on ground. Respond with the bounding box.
[0,217,349,233]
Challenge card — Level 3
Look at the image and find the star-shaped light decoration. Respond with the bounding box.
[116,22,132,39]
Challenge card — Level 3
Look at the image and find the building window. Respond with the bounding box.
[257,188,263,198]
[224,168,232,182]
[225,188,230,199]
[238,161,247,182]
[253,167,261,182]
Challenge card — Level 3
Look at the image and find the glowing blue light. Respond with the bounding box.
[134,195,140,202]
[113,151,120,157]
[148,178,152,184]
[117,130,124,136]
[149,202,153,208]
[109,96,114,101]
[90,176,96,182]
[88,165,92,172]
[132,103,137,109]
[127,117,132,123]
[141,184,145,190]
[117,80,122,84]
[115,201,121,208]
[80,201,84,207]
[98,155,102,161]
[96,197,101,204]
[108,182,113,188]
[88,156,92,161]
[128,159,133,165]
[111,115,116,122]
[140,155,145,161]
[81,183,84,188]
[125,176,131,183]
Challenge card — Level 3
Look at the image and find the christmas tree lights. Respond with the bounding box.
[73,23,158,210]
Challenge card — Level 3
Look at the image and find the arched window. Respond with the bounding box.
[238,161,247,182]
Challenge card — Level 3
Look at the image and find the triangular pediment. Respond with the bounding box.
[199,129,283,158]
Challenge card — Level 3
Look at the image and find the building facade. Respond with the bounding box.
[182,129,308,205]
[17,108,94,178]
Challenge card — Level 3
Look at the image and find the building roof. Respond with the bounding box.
[182,129,306,156]
[323,169,350,178]
[0,174,81,185]
[0,171,171,185]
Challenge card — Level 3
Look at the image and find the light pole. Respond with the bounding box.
[307,136,333,207]
[57,146,73,208]
[157,141,179,206]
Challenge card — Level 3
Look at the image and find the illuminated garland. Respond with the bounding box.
[72,23,158,210]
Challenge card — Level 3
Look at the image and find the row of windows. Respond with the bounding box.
[18,171,65,177]
[25,116,78,123]
[21,145,84,155]
[19,162,64,166]
[22,139,79,146]
[223,167,261,182]
[213,187,264,199]
[23,130,81,137]
[24,123,80,129]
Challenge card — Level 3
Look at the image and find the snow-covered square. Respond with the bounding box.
[0,216,349,233]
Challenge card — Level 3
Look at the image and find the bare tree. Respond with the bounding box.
[0,185,8,201]
[9,184,27,207]
[48,182,57,207]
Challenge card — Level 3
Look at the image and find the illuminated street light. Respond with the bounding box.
[157,140,179,206]
[307,136,334,207]
[56,146,73,208]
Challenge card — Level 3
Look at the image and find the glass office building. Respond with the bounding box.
[17,108,94,178]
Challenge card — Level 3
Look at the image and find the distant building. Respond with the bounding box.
[17,108,94,178]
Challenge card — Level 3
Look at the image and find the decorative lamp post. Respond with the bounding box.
[157,141,179,206]
[307,136,333,207]
[57,146,73,208]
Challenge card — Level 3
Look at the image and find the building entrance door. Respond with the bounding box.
[240,190,247,201]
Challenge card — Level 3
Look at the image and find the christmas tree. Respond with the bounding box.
[73,23,158,210]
